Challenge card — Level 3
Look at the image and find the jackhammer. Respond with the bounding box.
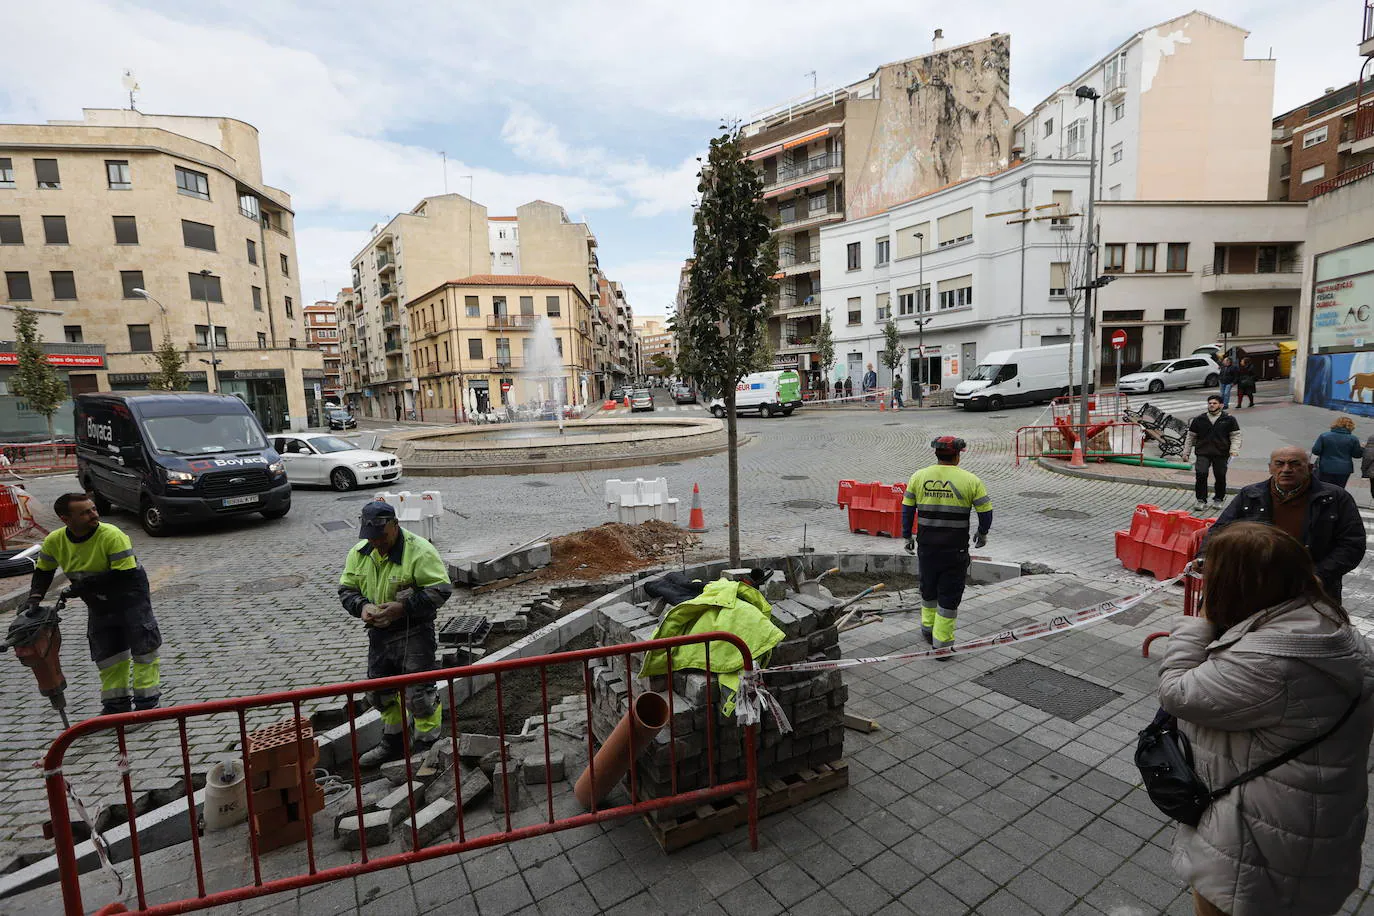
[4,588,73,730]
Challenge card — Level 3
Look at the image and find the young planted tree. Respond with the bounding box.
[146,334,189,391]
[1054,217,1092,394]
[650,352,677,380]
[880,319,903,389]
[676,128,778,565]
[814,310,836,394]
[10,304,69,447]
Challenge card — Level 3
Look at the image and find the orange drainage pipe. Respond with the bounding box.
[573,692,670,809]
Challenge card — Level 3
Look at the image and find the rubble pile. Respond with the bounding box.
[542,521,698,579]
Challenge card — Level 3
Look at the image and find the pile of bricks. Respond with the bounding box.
[587,582,847,822]
[245,718,324,852]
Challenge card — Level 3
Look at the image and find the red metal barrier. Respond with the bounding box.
[1014,422,1144,466]
[1049,393,1131,425]
[0,484,48,548]
[43,631,760,915]
[1142,572,1202,657]
[0,442,77,475]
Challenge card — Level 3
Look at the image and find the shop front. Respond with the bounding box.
[302,369,326,428]
[219,368,290,434]
[0,343,107,441]
[108,371,209,392]
[1301,238,1374,417]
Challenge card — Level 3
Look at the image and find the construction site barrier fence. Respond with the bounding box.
[0,442,77,475]
[1013,422,1145,466]
[42,631,759,915]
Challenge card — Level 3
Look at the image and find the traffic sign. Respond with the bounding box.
[501,382,512,392]
[1110,330,1128,351]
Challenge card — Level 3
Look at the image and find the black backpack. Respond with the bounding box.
[1136,699,1360,827]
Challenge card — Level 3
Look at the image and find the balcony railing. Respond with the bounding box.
[775,205,841,231]
[187,340,313,351]
[384,338,403,354]
[382,309,400,328]
[1312,160,1374,196]
[376,252,393,272]
[487,314,540,329]
[762,152,843,193]
[422,361,441,377]
[1202,264,1301,277]
[380,284,397,301]
[490,356,522,371]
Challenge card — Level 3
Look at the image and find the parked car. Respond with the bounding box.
[609,386,627,401]
[269,432,402,491]
[1117,356,1220,394]
[325,407,357,430]
[707,370,802,418]
[630,388,655,412]
[673,385,697,404]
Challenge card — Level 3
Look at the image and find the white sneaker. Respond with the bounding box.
[1192,501,1208,513]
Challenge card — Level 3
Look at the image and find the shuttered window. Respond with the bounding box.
[1049,262,1068,296]
[937,275,973,310]
[894,222,931,260]
[1051,190,1073,225]
[937,209,972,247]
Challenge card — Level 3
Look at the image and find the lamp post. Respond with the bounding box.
[198,269,220,393]
[915,231,927,408]
[1074,85,1101,433]
[131,288,168,339]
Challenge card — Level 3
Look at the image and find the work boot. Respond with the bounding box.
[921,628,934,646]
[100,698,133,717]
[358,734,404,769]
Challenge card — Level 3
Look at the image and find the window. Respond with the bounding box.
[1049,262,1068,297]
[257,332,267,348]
[847,297,861,325]
[280,254,290,276]
[175,165,210,200]
[546,295,560,317]
[187,272,223,303]
[5,272,32,300]
[1113,102,1125,122]
[937,276,973,310]
[875,237,890,266]
[898,286,930,315]
[519,295,534,316]
[895,222,930,259]
[468,338,484,359]
[1273,306,1292,335]
[846,242,861,270]
[1166,243,1189,272]
[50,271,76,300]
[181,220,216,251]
[1043,118,1054,138]
[246,239,257,264]
[1162,325,1183,359]
[937,208,973,247]
[0,216,21,244]
[112,216,138,244]
[1109,184,1122,201]
[0,158,13,188]
[1220,307,1239,336]
[194,325,229,348]
[1104,243,1126,272]
[34,159,60,189]
[288,338,297,348]
[1110,143,1123,165]
[1301,164,1326,184]
[127,324,153,352]
[43,215,68,244]
[64,326,83,343]
[238,193,260,221]
[1164,308,1186,321]
[284,296,294,318]
[465,295,480,318]
[106,160,131,190]
[1136,243,1157,273]
[120,270,144,298]
[555,338,563,357]
[1050,189,1073,226]
[876,292,891,321]
[1303,126,1329,149]
[251,286,262,311]
[808,192,827,215]
[1066,120,1085,157]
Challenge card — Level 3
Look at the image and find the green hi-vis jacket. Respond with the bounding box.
[338,529,453,626]
[639,578,784,714]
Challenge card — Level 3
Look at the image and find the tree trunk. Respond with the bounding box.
[45,415,57,465]
[725,386,739,567]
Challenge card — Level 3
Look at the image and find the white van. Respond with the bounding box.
[953,344,1083,411]
[707,370,803,418]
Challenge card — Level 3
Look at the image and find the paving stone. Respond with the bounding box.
[473,873,534,916]
[337,809,392,850]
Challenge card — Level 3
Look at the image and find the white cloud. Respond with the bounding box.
[598,257,690,318]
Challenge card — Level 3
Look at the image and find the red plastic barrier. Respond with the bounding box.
[1115,505,1216,581]
[846,482,906,538]
[846,481,881,535]
[836,479,855,509]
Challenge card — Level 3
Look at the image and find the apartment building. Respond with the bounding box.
[823,159,1092,394]
[1271,78,1374,201]
[636,317,676,377]
[740,31,1013,383]
[334,286,363,404]
[304,300,342,403]
[404,275,594,417]
[0,108,321,435]
[1014,11,1275,203]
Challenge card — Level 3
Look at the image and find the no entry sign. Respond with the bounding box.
[1110,330,1128,351]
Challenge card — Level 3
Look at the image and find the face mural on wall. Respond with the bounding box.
[1304,351,1374,417]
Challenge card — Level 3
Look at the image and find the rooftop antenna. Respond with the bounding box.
[805,70,817,95]
[441,151,448,193]
[122,70,139,110]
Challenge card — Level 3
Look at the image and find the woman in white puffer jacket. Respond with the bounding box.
[1159,521,1374,916]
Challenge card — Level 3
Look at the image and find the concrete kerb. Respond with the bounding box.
[1034,456,1249,495]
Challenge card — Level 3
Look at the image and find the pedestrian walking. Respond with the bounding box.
[892,372,905,409]
[339,501,453,766]
[900,437,992,655]
[1160,521,1374,916]
[1313,417,1364,489]
[1362,432,1374,500]
[26,493,162,714]
[1235,358,1257,408]
[1208,446,1366,601]
[1182,395,1242,513]
[843,376,853,398]
[1217,357,1238,407]
[862,363,877,393]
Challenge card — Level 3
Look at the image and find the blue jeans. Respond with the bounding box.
[1219,383,1233,406]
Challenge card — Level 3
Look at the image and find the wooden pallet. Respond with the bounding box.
[643,760,849,852]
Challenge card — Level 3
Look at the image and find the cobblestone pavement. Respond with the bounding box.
[4,388,1374,914]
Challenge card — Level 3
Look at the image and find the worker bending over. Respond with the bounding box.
[901,437,993,654]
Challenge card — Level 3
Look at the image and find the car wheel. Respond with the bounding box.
[761,404,775,418]
[988,396,1004,411]
[1148,380,1165,393]
[711,406,726,419]
[84,480,111,514]
[261,507,290,520]
[782,407,795,416]
[330,467,357,492]
[1204,373,1219,387]
[140,500,168,537]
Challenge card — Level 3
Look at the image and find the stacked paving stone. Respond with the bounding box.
[245,718,324,852]
[587,585,847,822]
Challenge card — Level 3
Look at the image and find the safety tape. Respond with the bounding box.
[63,778,125,899]
[735,566,1194,732]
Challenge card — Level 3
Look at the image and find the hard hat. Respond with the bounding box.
[931,436,967,456]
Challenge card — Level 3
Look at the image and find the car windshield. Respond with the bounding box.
[142,413,267,455]
[633,389,651,397]
[967,363,1003,382]
[1138,362,1170,373]
[327,408,350,417]
[310,436,357,454]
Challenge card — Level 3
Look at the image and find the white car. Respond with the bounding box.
[1116,356,1220,394]
[270,432,402,492]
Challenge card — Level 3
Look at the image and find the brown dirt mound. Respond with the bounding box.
[542,520,698,579]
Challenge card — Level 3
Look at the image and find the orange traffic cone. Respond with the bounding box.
[1068,435,1087,468]
[687,483,708,532]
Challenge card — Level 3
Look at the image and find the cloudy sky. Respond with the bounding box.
[1,0,1362,317]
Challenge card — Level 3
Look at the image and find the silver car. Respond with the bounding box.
[270,432,402,491]
[1117,356,1220,394]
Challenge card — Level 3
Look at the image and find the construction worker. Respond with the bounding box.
[26,492,161,714]
[339,500,452,767]
[901,437,993,654]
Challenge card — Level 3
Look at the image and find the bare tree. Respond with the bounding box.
[1053,217,1092,394]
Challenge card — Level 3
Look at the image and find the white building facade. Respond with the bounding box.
[822,159,1093,394]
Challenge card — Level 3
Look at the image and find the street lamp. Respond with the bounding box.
[1074,85,1101,433]
[198,269,219,393]
[914,231,928,408]
[131,288,168,338]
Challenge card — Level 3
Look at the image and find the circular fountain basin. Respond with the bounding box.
[384,417,728,476]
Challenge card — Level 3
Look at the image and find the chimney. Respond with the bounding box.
[933,29,945,52]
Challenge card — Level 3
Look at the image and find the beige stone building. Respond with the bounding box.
[636,317,676,378]
[403,275,595,418]
[0,108,321,434]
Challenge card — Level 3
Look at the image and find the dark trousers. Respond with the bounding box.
[1194,454,1228,502]
[1319,471,1350,489]
[367,625,440,736]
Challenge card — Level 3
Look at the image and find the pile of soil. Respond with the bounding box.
[541,521,698,580]
[455,630,597,735]
[825,570,922,597]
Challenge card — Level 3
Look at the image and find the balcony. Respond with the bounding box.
[1199,264,1303,294]
[761,152,844,198]
[1313,160,1374,196]
[490,356,522,371]
[777,244,820,277]
[421,361,441,377]
[187,340,313,351]
[487,314,541,330]
[1104,71,1127,100]
[382,308,400,329]
[380,283,398,303]
[384,337,403,354]
[1341,104,1374,154]
[376,252,395,274]
[777,336,816,354]
[415,319,438,339]
[773,205,843,234]
[774,295,821,317]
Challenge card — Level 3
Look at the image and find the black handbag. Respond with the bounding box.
[1136,697,1361,828]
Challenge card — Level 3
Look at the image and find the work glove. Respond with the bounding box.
[903,537,915,555]
[972,531,988,549]
[360,603,382,625]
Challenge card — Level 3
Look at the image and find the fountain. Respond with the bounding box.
[523,316,566,433]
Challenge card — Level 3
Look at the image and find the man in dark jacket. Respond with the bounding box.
[1217,357,1238,407]
[1182,395,1242,513]
[1207,446,1366,601]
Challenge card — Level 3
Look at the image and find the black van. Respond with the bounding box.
[75,392,291,536]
